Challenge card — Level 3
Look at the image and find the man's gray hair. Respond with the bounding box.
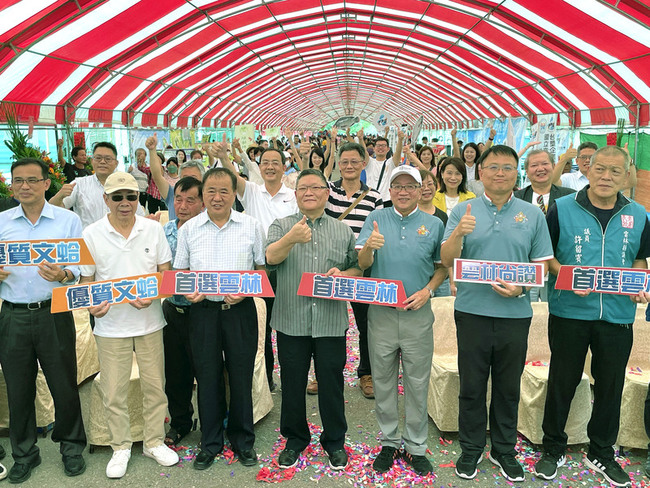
[179,160,205,177]
[524,149,554,171]
[591,145,631,171]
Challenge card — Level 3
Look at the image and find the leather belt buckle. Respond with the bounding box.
[175,306,185,314]
[221,303,231,311]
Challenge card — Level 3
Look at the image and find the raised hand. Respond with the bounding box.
[365,221,385,250]
[288,215,312,244]
[451,128,457,137]
[145,133,158,150]
[564,142,577,160]
[456,204,476,236]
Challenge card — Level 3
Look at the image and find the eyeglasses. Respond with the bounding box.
[109,194,139,202]
[390,184,421,192]
[12,178,46,187]
[259,161,282,167]
[339,160,363,167]
[482,165,517,173]
[577,155,592,161]
[93,155,117,163]
[296,185,328,193]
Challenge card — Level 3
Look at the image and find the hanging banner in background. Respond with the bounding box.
[297,273,408,307]
[0,239,94,266]
[235,124,256,151]
[531,114,557,156]
[73,132,86,149]
[130,129,171,156]
[264,127,281,139]
[160,270,274,297]
[453,259,545,287]
[372,112,392,132]
[555,265,650,296]
[411,115,424,145]
[52,273,164,313]
[169,129,196,150]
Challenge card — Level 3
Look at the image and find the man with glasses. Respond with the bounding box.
[0,158,87,483]
[365,132,403,204]
[325,142,383,399]
[80,172,178,479]
[214,143,298,391]
[441,145,553,483]
[51,141,144,228]
[266,169,361,471]
[357,165,446,476]
[552,142,597,191]
[535,146,650,488]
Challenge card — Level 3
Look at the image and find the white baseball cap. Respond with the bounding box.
[389,165,422,185]
[103,172,139,194]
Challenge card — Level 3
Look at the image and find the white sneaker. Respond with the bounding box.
[143,444,179,467]
[106,449,131,478]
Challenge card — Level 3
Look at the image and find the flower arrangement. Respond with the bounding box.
[2,102,66,192]
[0,170,11,198]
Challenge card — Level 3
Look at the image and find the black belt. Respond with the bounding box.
[201,297,252,310]
[3,299,52,310]
[165,301,191,314]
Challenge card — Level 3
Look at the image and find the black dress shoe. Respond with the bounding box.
[8,456,41,484]
[236,448,258,467]
[193,451,216,470]
[278,449,299,469]
[328,449,348,470]
[63,455,86,477]
[0,445,5,461]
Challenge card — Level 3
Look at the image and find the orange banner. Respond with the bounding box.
[0,239,93,266]
[52,273,165,313]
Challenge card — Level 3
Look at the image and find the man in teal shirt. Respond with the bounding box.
[357,165,446,476]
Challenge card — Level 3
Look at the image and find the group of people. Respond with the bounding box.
[0,129,648,488]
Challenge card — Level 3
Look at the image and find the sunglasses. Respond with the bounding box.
[110,194,139,202]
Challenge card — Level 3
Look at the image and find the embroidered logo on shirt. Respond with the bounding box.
[144,248,150,253]
[513,212,528,223]
[621,215,634,229]
[417,225,430,236]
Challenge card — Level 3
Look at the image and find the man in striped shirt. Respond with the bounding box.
[324,142,383,399]
[266,169,362,471]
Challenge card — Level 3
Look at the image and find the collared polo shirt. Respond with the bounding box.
[0,202,82,303]
[174,210,266,302]
[266,212,359,337]
[356,207,443,297]
[560,171,589,191]
[443,193,554,319]
[63,174,144,228]
[239,181,298,235]
[81,215,172,338]
[326,179,383,239]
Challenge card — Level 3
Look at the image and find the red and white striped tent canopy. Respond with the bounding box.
[1,0,649,129]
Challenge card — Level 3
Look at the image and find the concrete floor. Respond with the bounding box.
[2,332,649,487]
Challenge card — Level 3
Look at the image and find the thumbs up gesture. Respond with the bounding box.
[365,221,385,250]
[564,141,577,160]
[145,133,158,150]
[456,204,476,236]
[288,215,312,244]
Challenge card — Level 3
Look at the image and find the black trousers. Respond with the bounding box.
[542,314,632,458]
[351,301,371,378]
[455,310,530,457]
[189,298,257,456]
[162,300,194,435]
[0,303,86,463]
[277,332,346,454]
[147,194,166,214]
[263,271,278,388]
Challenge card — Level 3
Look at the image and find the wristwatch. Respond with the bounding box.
[59,268,73,284]
[426,285,435,298]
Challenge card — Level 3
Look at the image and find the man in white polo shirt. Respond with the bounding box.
[214,143,297,390]
[80,172,178,479]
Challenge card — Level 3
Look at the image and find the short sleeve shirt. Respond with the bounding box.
[239,182,298,235]
[443,194,554,318]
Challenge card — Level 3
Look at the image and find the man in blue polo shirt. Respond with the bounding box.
[357,165,446,476]
[441,145,553,483]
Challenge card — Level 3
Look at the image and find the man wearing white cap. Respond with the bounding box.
[356,165,446,475]
[79,172,178,479]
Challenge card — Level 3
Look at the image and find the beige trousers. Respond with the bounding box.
[95,329,167,450]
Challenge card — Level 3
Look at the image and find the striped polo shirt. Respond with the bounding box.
[325,179,384,239]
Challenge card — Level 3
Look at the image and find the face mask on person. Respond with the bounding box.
[168,165,178,174]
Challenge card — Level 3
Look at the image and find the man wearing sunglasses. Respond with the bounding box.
[80,172,177,479]
[51,142,144,228]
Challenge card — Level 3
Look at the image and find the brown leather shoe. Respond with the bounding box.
[359,375,375,399]
[306,379,318,395]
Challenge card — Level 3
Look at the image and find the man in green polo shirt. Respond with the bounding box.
[357,165,446,476]
[441,145,553,483]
